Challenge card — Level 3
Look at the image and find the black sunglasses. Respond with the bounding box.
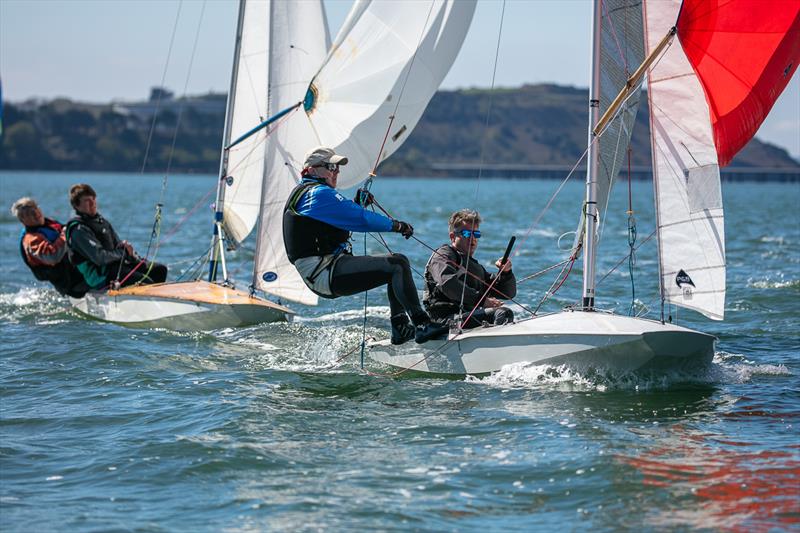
[315,162,340,172]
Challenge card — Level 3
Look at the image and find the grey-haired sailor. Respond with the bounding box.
[282,146,447,345]
[424,209,516,328]
[12,197,89,298]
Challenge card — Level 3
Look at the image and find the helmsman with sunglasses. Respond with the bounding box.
[423,209,516,328]
[283,146,448,345]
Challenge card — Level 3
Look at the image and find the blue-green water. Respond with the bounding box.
[1,171,798,531]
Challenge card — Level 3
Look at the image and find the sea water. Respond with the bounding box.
[1,171,798,531]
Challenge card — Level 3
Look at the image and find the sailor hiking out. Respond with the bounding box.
[283,146,447,345]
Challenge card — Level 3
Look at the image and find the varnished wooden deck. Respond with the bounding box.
[108,280,293,313]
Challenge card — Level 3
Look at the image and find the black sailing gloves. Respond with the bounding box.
[392,220,414,239]
[354,188,375,207]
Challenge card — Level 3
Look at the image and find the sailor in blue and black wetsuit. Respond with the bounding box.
[283,146,447,345]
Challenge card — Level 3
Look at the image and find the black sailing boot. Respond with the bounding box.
[411,312,449,344]
[390,314,416,345]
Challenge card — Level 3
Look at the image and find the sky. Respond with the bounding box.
[1,0,798,159]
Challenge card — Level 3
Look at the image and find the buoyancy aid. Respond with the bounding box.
[65,212,120,289]
[19,218,88,298]
[282,181,351,263]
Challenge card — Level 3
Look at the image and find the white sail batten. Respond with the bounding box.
[575,0,644,254]
[249,0,475,304]
[645,0,726,320]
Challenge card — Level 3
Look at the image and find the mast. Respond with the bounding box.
[208,0,247,283]
[581,0,603,309]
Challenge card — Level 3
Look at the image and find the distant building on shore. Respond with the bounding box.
[111,87,225,122]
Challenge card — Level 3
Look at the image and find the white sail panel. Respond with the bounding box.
[252,0,475,305]
[246,0,330,305]
[309,0,477,189]
[645,0,726,320]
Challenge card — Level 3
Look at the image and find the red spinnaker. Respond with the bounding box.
[677,0,800,166]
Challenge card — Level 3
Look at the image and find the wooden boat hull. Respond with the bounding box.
[368,310,715,376]
[70,281,292,331]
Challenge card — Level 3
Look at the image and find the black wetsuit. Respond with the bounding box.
[423,244,517,327]
[66,212,167,289]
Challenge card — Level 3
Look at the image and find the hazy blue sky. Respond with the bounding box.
[1,0,797,158]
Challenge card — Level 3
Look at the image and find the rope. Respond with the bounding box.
[596,228,656,287]
[517,258,573,284]
[140,1,183,174]
[139,0,206,277]
[367,0,437,179]
[531,256,576,316]
[359,230,369,369]
[473,0,507,202]
[626,145,637,315]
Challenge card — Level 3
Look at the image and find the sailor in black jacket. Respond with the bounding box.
[424,209,516,328]
[66,184,167,289]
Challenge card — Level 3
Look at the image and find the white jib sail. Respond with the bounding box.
[645,0,726,320]
[251,0,476,305]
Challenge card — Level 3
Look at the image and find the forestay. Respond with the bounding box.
[247,0,476,305]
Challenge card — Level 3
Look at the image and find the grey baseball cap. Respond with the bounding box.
[303,146,349,167]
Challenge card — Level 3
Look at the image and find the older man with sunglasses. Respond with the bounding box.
[282,146,448,345]
[423,209,516,329]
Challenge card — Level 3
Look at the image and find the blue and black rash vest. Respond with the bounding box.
[282,178,393,263]
[20,218,88,298]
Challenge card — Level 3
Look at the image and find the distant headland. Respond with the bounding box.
[2,84,798,181]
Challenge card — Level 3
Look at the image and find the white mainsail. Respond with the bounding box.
[249,0,476,305]
[575,0,644,253]
[645,0,726,320]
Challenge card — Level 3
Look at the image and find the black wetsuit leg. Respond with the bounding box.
[330,253,427,323]
[454,306,514,329]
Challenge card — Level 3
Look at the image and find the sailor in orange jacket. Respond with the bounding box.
[12,197,88,298]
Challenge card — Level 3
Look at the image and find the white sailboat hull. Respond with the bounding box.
[368,311,714,375]
[70,281,291,331]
